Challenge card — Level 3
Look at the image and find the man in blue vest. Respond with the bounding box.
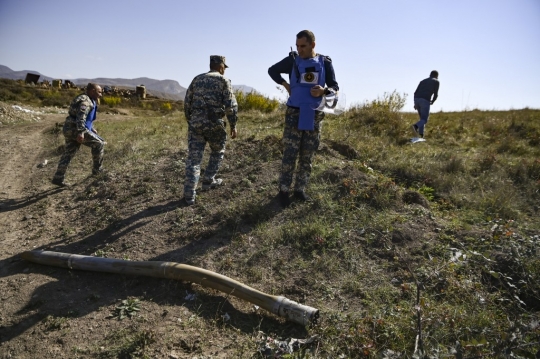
[52,83,105,187]
[268,30,339,207]
[412,70,440,138]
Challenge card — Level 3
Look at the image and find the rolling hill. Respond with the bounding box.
[0,65,256,101]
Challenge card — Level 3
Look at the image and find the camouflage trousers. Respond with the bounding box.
[279,108,322,192]
[184,120,227,199]
[53,128,104,181]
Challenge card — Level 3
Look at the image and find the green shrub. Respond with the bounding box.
[334,90,408,140]
[235,90,279,113]
[0,88,17,101]
[102,96,122,107]
[0,80,79,106]
[161,102,172,111]
[418,185,435,201]
[40,89,74,107]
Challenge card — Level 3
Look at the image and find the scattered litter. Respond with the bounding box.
[1,102,48,123]
[12,105,43,114]
[184,291,197,301]
[37,159,48,168]
[256,332,318,358]
[449,248,466,263]
[222,312,230,322]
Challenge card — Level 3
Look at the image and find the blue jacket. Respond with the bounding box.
[414,77,439,103]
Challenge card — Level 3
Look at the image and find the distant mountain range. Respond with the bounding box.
[0,65,255,101]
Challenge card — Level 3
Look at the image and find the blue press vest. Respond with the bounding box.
[287,55,326,130]
[85,100,97,131]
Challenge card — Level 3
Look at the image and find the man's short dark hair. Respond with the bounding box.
[296,30,315,44]
[86,82,99,91]
[430,70,439,78]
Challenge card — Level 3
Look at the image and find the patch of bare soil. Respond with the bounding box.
[0,106,287,358]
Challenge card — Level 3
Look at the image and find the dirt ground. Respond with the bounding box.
[0,102,318,358]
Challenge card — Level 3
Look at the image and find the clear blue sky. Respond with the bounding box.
[1,0,539,111]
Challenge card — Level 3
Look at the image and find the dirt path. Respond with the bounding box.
[0,110,79,356]
[0,111,63,260]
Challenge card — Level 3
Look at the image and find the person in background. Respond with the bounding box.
[412,70,440,138]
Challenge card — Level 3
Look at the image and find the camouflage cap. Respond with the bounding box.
[210,55,229,68]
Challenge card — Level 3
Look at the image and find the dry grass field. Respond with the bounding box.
[0,80,539,358]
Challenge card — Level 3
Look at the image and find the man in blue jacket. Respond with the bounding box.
[52,83,104,187]
[412,71,440,138]
[268,30,339,207]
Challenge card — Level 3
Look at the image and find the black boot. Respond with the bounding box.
[279,190,291,208]
[52,178,70,187]
[294,190,310,201]
[92,168,104,176]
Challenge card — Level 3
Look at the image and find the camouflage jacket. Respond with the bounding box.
[184,71,238,129]
[65,93,96,133]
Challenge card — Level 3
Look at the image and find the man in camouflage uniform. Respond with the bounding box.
[183,55,238,205]
[52,83,105,187]
[268,30,339,207]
